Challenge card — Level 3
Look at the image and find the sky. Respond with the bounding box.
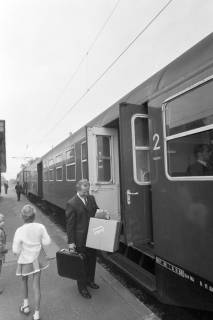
[0,0,212,179]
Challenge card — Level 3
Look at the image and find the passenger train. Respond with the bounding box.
[17,33,213,311]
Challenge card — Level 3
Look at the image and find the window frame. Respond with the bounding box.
[48,159,54,182]
[163,74,213,181]
[81,141,88,179]
[66,146,76,181]
[95,135,113,184]
[55,153,63,182]
[131,114,151,185]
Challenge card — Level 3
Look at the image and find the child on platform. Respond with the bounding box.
[0,213,8,293]
[12,205,51,320]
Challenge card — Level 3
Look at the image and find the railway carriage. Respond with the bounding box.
[19,33,213,310]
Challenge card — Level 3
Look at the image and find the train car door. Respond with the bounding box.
[87,127,120,220]
[37,161,43,198]
[119,103,152,247]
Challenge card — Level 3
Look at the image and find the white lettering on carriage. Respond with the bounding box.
[153,133,160,151]
[156,257,213,293]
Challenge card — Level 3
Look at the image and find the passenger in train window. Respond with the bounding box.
[66,179,109,299]
[187,144,212,176]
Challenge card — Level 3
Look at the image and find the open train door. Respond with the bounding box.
[87,127,120,220]
[119,103,152,248]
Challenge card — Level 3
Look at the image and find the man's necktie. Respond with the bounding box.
[85,196,88,206]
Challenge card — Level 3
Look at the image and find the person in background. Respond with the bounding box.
[15,181,22,201]
[12,205,51,320]
[3,181,8,194]
[187,144,212,176]
[0,213,8,293]
[66,179,109,299]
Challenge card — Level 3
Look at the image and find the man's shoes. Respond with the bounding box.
[79,288,91,299]
[87,282,100,289]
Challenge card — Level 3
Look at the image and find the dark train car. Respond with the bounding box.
[22,33,213,310]
[41,130,87,209]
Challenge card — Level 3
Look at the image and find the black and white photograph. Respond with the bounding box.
[0,1,212,319]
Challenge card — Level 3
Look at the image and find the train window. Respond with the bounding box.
[66,148,75,164]
[134,117,149,146]
[56,167,63,181]
[49,159,54,167]
[48,159,54,181]
[66,147,76,181]
[96,135,112,182]
[56,154,63,181]
[49,169,54,181]
[164,77,213,179]
[165,79,213,136]
[55,154,63,164]
[131,115,150,184]
[81,141,88,179]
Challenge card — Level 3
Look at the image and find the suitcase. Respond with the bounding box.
[86,218,121,252]
[56,249,87,280]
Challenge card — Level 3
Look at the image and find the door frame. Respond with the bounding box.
[119,102,152,246]
[87,126,119,186]
[87,126,120,220]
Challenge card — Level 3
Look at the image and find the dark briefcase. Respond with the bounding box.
[56,249,86,280]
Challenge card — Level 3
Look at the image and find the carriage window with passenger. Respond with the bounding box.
[164,78,213,179]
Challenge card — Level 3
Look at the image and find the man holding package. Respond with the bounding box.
[65,179,109,299]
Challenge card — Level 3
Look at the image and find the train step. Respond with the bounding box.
[104,252,156,293]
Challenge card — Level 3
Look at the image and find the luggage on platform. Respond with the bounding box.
[56,249,86,280]
[86,218,121,252]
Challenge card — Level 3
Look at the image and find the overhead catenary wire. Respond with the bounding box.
[33,0,121,136]
[38,0,174,144]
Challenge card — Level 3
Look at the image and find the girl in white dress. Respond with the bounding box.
[13,205,51,320]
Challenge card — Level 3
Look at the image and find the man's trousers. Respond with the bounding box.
[76,246,96,290]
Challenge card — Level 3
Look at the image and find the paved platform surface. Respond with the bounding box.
[0,189,159,320]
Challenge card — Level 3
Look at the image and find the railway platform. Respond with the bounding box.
[0,189,159,320]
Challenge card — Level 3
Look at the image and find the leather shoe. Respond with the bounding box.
[87,282,100,289]
[79,288,91,299]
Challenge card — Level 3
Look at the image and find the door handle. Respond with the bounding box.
[127,191,139,196]
[126,189,139,205]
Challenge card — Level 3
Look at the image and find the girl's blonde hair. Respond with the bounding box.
[21,205,36,223]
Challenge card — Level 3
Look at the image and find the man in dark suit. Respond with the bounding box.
[15,182,22,201]
[66,179,109,299]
